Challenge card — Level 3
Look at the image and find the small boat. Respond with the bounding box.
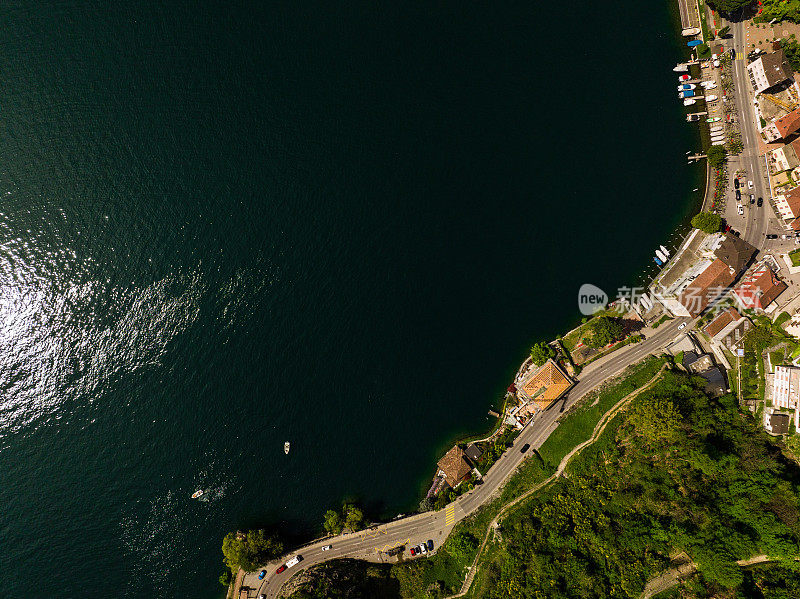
[684,99,696,106]
[711,135,725,142]
[712,140,725,146]
[701,81,717,89]
[654,256,663,266]
[710,126,723,132]
[707,117,721,122]
[655,249,668,263]
[674,63,689,72]
[680,90,695,98]
[678,84,696,90]
[687,40,703,47]
[706,94,718,101]
[192,489,204,499]
[682,27,701,36]
[678,74,691,81]
[660,245,671,257]
[284,441,290,455]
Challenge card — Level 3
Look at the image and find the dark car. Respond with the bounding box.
[276,565,287,574]
[258,570,267,580]
[767,234,778,239]
[520,443,531,453]
[734,178,739,189]
[731,229,740,237]
[757,197,763,207]
[735,189,741,201]
[427,540,434,551]
[410,546,417,556]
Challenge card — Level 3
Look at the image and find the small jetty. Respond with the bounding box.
[687,153,706,163]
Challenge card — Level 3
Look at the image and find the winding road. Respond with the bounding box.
[244,316,691,599]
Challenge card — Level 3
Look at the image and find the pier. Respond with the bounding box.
[677,0,701,33]
[687,153,706,163]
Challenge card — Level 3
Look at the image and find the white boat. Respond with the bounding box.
[710,126,723,132]
[683,98,696,106]
[192,489,204,499]
[678,84,696,90]
[705,94,718,101]
[660,245,670,257]
[682,27,701,36]
[674,63,689,72]
[701,81,717,89]
[284,441,290,455]
[712,140,725,146]
[655,249,668,263]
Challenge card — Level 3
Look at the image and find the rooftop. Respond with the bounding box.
[437,446,472,487]
[517,359,574,409]
[703,306,742,338]
[769,412,791,435]
[774,105,800,139]
[678,258,736,316]
[734,265,788,310]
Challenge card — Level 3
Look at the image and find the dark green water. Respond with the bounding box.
[0,2,700,597]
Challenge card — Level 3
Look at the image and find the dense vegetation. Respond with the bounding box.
[706,146,726,170]
[758,0,800,24]
[708,0,754,15]
[221,529,283,574]
[585,316,624,348]
[664,564,800,598]
[529,341,556,366]
[324,503,366,535]
[691,211,722,234]
[479,371,800,597]
[288,369,800,598]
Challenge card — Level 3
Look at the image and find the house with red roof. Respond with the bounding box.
[733,263,788,311]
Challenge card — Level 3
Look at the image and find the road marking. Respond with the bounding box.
[737,51,744,60]
[445,504,455,526]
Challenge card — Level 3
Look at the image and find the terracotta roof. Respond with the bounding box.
[518,359,573,408]
[703,307,742,337]
[714,234,756,273]
[774,106,800,139]
[786,187,800,219]
[792,217,800,231]
[437,446,472,487]
[734,266,788,310]
[679,259,736,316]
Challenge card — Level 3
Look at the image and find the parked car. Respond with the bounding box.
[783,234,791,239]
[520,443,531,453]
[757,197,763,207]
[734,178,739,189]
[258,570,267,580]
[678,323,687,330]
[737,204,744,215]
[427,540,434,551]
[767,234,778,239]
[750,194,755,203]
[735,189,741,201]
[276,565,287,574]
[732,229,740,237]
[260,595,267,599]
[410,546,417,556]
[419,543,427,554]
[748,180,754,189]
[322,545,332,551]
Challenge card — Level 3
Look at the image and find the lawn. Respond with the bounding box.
[789,247,800,267]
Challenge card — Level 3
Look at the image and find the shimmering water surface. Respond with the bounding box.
[0,2,699,597]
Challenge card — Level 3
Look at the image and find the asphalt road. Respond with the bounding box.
[248,317,691,599]
[730,18,770,252]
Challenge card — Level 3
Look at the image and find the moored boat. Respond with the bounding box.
[680,90,696,98]
[674,63,689,72]
[682,27,701,36]
[687,40,702,47]
[655,249,668,263]
[192,489,204,499]
[660,245,670,257]
[710,125,723,132]
[654,256,663,266]
[284,441,290,455]
[711,140,725,146]
[684,99,696,106]
[706,117,721,122]
[705,94,718,101]
[678,84,696,90]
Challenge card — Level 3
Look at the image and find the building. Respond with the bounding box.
[773,365,800,431]
[770,138,800,172]
[464,444,483,463]
[684,352,728,396]
[437,446,473,488]
[763,105,800,142]
[767,412,791,435]
[748,49,793,94]
[515,358,574,410]
[775,187,800,221]
[733,262,788,311]
[703,306,742,338]
[678,259,736,316]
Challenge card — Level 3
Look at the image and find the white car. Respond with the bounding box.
[748,180,754,189]
[321,545,332,551]
[678,323,687,330]
[737,204,744,215]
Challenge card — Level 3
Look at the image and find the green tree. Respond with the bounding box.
[627,394,681,444]
[218,569,232,586]
[446,531,479,562]
[323,509,344,535]
[718,25,731,38]
[691,211,722,233]
[221,529,283,573]
[707,145,727,168]
[530,341,556,366]
[707,0,754,15]
[343,503,365,532]
[586,316,623,348]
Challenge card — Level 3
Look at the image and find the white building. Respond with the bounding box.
[748,50,793,94]
[773,365,800,431]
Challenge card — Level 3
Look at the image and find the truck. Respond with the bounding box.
[286,555,303,568]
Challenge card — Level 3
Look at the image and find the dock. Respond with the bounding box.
[687,112,708,117]
[677,0,701,33]
[688,153,707,163]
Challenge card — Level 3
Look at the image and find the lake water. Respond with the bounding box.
[0,2,701,597]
